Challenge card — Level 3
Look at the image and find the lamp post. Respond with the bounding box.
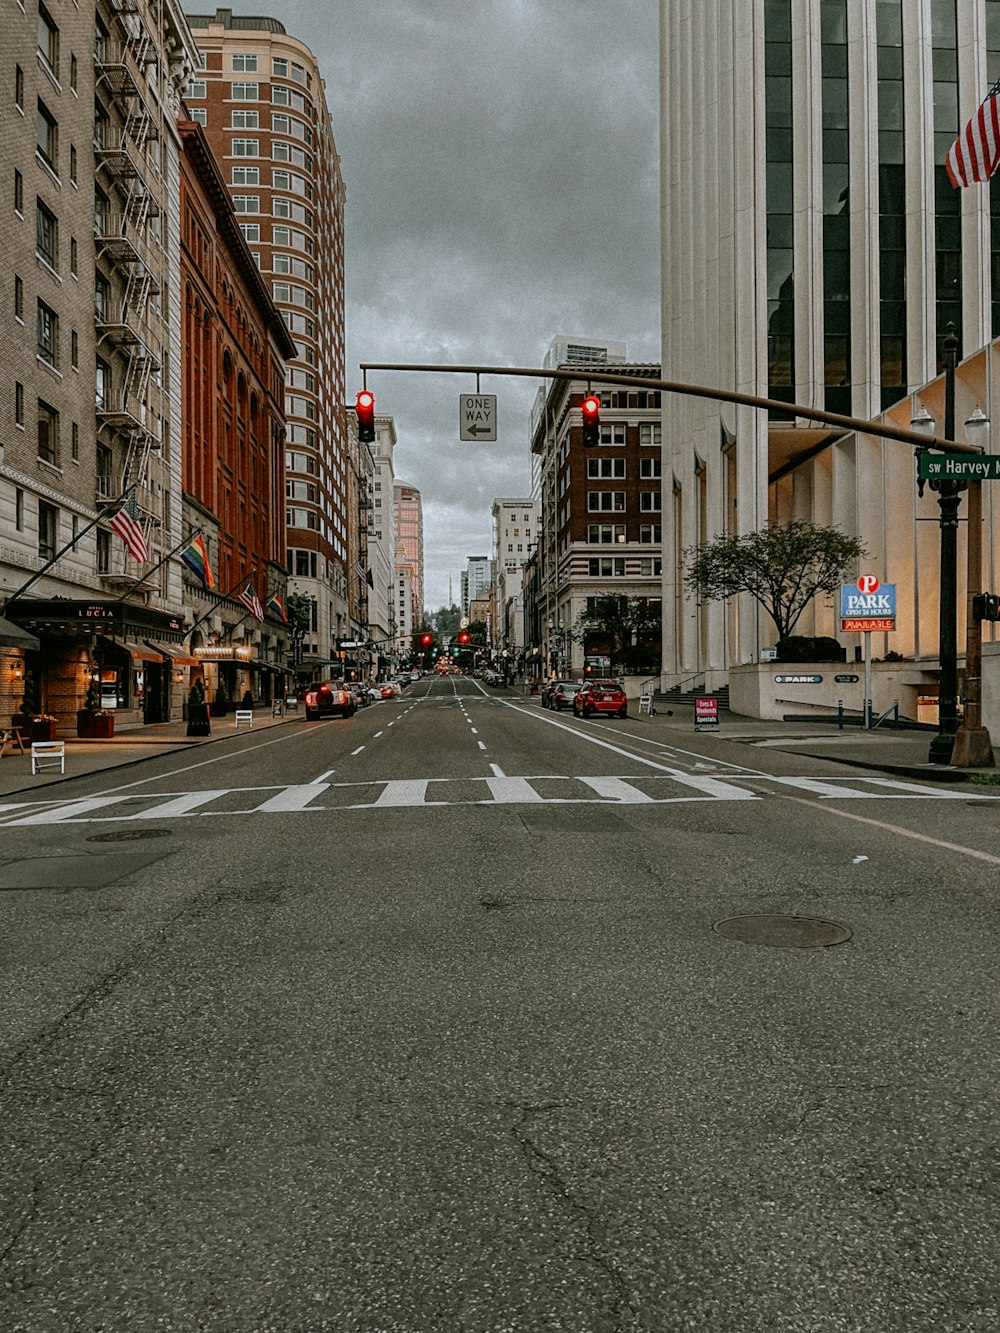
[952,406,995,767]
[913,324,966,764]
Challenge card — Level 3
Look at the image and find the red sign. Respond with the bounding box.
[694,696,719,728]
[841,617,895,632]
[857,575,880,594]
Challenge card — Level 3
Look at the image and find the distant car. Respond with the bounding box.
[409,670,421,681]
[347,682,370,708]
[541,679,580,711]
[573,679,628,719]
[380,682,400,699]
[303,682,356,720]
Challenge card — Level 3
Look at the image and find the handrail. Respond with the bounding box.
[870,699,900,731]
[663,672,705,695]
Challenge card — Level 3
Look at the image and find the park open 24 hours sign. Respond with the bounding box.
[840,576,896,633]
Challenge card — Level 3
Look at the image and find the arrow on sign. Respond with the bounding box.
[464,422,493,437]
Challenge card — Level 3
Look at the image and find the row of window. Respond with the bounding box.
[198,53,312,90]
[586,558,662,577]
[587,492,662,512]
[584,458,661,478]
[187,76,313,108]
[11,387,81,470]
[587,524,661,544]
[240,222,313,253]
[230,139,313,169]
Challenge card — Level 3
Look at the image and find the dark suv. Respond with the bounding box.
[303,682,356,720]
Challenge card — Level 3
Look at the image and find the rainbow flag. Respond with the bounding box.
[266,593,288,623]
[180,536,215,591]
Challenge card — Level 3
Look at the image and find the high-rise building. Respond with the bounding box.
[393,481,423,641]
[365,414,398,672]
[660,0,1000,686]
[1,0,198,730]
[492,498,539,659]
[184,8,347,675]
[461,556,493,618]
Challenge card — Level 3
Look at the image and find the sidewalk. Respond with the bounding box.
[0,707,305,799]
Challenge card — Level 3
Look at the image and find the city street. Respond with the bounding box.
[0,673,998,1331]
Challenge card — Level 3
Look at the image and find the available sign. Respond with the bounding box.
[918,452,1000,481]
[840,575,896,632]
[694,696,719,729]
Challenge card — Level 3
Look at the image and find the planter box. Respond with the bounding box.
[29,719,58,742]
[187,704,212,737]
[210,701,229,718]
[89,713,114,738]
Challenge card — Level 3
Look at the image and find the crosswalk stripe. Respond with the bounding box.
[253,784,330,813]
[579,776,654,803]
[10,796,128,825]
[374,780,429,807]
[485,777,544,803]
[131,790,230,819]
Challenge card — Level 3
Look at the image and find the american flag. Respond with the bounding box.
[109,493,148,563]
[238,580,264,622]
[946,79,1000,188]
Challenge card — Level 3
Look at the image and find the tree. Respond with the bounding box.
[465,619,488,645]
[572,596,661,675]
[683,521,866,642]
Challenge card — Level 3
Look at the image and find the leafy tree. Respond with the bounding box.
[683,521,866,642]
[285,593,312,632]
[465,619,488,645]
[572,596,661,674]
[428,605,462,635]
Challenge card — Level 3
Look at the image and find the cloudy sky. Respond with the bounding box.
[203,1,661,610]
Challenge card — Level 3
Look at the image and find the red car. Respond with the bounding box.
[573,679,628,719]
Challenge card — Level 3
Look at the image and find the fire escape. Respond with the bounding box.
[93,5,162,561]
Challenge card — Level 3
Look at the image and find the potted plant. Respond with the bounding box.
[29,713,58,742]
[210,679,229,718]
[77,679,115,738]
[186,678,211,736]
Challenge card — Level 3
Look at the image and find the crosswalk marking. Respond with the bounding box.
[1,772,995,826]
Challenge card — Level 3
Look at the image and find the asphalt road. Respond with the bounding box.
[0,674,998,1332]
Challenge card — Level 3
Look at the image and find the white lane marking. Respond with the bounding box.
[253,784,330,813]
[761,775,889,799]
[777,794,1000,866]
[312,769,336,784]
[374,780,429,807]
[351,746,365,756]
[470,728,479,735]
[132,790,230,819]
[489,763,507,778]
[478,741,487,751]
[11,796,132,825]
[580,776,655,803]
[485,777,544,803]
[750,774,986,800]
[373,731,383,738]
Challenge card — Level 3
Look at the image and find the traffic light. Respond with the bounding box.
[581,393,600,447]
[356,389,375,443]
[458,631,471,645]
[973,592,1000,621]
[420,632,434,646]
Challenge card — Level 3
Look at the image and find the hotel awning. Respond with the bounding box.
[98,636,163,664]
[147,641,199,667]
[0,615,40,650]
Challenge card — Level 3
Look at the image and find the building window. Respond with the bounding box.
[36,300,58,365]
[239,222,260,243]
[14,169,24,214]
[231,166,259,186]
[639,524,662,544]
[587,491,626,512]
[38,501,58,560]
[272,57,289,78]
[587,524,626,544]
[95,357,109,408]
[587,457,626,479]
[598,423,627,446]
[69,144,77,184]
[231,109,259,128]
[639,558,663,577]
[14,274,23,320]
[186,80,207,99]
[231,137,259,156]
[640,457,661,478]
[15,65,24,111]
[95,273,110,320]
[588,558,626,577]
[231,82,259,100]
[232,195,260,214]
[36,199,57,267]
[38,4,59,78]
[36,99,58,171]
[96,443,113,497]
[70,53,77,92]
[189,107,207,127]
[37,400,58,464]
[640,491,662,512]
[15,488,24,529]
[71,329,78,368]
[232,53,258,72]
[15,381,24,427]
[97,527,110,573]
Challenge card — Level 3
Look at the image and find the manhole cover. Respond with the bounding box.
[86,829,172,843]
[713,914,851,948]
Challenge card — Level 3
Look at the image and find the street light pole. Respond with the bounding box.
[952,406,995,767]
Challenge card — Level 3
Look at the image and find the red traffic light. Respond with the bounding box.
[581,393,600,446]
[458,631,470,644]
[356,389,376,443]
[420,632,434,646]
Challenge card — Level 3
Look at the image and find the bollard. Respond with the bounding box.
[837,699,844,730]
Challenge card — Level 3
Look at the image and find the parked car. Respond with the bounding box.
[573,679,628,719]
[379,682,400,699]
[541,679,581,711]
[347,682,370,708]
[303,682,356,720]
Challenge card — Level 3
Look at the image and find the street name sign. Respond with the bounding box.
[918,453,1000,481]
[459,394,497,441]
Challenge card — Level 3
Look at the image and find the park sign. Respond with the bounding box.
[840,575,896,633]
[918,453,1000,481]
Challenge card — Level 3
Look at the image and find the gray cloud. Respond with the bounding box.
[203,1,660,607]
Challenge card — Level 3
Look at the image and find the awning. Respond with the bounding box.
[98,636,163,664]
[0,614,40,650]
[6,599,185,641]
[147,641,199,666]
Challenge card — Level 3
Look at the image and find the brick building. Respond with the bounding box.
[178,119,295,705]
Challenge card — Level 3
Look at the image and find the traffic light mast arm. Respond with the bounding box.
[358,362,971,455]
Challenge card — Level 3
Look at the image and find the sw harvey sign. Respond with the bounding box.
[840,575,896,632]
[918,453,1000,481]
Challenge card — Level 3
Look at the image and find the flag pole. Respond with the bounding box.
[186,575,256,638]
[111,529,203,606]
[2,493,131,612]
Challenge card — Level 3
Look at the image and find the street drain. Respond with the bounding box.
[713,914,851,949]
[86,829,172,843]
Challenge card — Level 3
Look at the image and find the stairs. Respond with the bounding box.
[654,683,731,711]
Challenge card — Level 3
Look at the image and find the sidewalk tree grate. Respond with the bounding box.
[86,829,172,843]
[713,914,852,949]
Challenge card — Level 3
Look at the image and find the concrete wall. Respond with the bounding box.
[729,661,939,723]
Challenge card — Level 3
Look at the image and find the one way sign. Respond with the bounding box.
[459,394,497,442]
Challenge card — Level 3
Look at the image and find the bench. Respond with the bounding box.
[0,727,26,758]
[234,709,254,729]
[31,741,65,774]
